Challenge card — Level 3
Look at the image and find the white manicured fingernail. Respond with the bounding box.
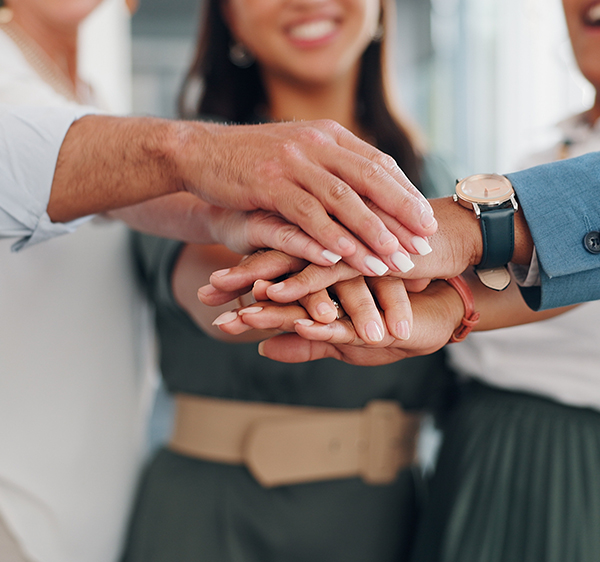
[364,256,389,276]
[238,306,263,315]
[391,252,414,273]
[212,311,238,325]
[412,236,432,256]
[365,321,384,342]
[258,341,266,356]
[322,250,342,264]
[294,318,315,327]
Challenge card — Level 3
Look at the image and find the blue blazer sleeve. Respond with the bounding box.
[506,152,600,310]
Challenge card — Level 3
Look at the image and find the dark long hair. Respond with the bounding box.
[179,0,422,185]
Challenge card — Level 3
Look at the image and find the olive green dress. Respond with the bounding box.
[410,381,600,562]
[121,158,455,562]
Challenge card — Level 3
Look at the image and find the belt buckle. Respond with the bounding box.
[359,400,416,485]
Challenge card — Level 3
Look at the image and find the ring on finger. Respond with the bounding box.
[330,297,345,320]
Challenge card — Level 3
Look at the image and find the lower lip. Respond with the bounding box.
[582,22,600,36]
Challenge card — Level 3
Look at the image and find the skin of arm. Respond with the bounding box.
[48,115,438,273]
[171,243,272,344]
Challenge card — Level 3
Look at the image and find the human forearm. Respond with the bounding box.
[49,115,437,273]
[172,243,272,343]
[48,115,181,222]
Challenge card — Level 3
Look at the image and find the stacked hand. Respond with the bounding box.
[193,197,482,364]
[61,116,439,275]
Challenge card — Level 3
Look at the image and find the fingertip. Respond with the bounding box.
[336,236,356,255]
[211,268,231,279]
[411,236,433,256]
[322,249,342,264]
[197,284,218,302]
[315,301,337,324]
[294,318,315,327]
[390,252,414,273]
[212,311,238,326]
[395,320,411,341]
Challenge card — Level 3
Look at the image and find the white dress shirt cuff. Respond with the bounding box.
[509,247,541,287]
[0,104,97,251]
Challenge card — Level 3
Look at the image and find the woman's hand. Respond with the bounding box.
[211,274,435,357]
[253,280,464,365]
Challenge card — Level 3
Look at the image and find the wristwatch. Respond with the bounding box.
[453,174,518,291]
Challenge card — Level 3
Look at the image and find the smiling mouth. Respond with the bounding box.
[288,19,337,41]
[584,3,600,26]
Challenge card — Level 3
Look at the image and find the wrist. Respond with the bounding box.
[444,275,480,342]
[511,207,534,265]
[163,119,217,196]
[429,197,483,273]
[421,279,466,338]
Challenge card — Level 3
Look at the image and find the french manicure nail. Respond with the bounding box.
[212,311,238,325]
[337,237,355,251]
[211,268,231,278]
[197,285,217,298]
[412,236,432,256]
[421,198,434,213]
[258,341,266,356]
[322,249,342,264]
[268,283,284,294]
[397,320,411,340]
[294,318,315,327]
[364,256,389,276]
[391,252,414,273]
[365,321,384,342]
[317,302,335,317]
[238,306,263,315]
[420,209,437,229]
[378,230,397,248]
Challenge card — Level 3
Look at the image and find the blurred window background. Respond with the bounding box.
[126,0,594,174]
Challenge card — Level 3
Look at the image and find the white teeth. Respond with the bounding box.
[289,19,336,41]
[587,3,600,23]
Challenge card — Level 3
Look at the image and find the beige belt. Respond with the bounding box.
[169,394,421,488]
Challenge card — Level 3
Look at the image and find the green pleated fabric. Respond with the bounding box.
[411,382,600,562]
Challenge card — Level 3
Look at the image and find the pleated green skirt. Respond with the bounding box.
[411,381,600,562]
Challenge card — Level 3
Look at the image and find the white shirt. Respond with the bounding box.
[0,29,154,562]
[449,113,600,410]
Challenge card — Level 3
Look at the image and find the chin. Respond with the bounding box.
[48,0,103,25]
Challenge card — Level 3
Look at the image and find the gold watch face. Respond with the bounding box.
[456,174,514,205]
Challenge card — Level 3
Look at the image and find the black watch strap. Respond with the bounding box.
[477,206,515,270]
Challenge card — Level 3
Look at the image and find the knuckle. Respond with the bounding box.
[326,180,353,204]
[373,152,397,171]
[360,160,387,184]
[318,119,344,135]
[281,139,303,159]
[276,223,302,248]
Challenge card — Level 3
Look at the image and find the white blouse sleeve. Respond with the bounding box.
[0,104,97,251]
